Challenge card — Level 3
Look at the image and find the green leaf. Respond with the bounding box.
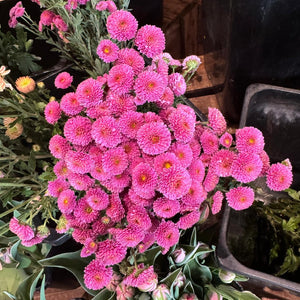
[208,284,260,300]
[183,281,195,294]
[160,268,182,288]
[187,259,212,285]
[277,248,300,276]
[282,216,300,233]
[91,289,115,300]
[15,270,43,300]
[3,291,16,299]
[190,227,197,247]
[286,188,300,201]
[38,250,97,296]
[39,275,46,300]
[136,246,161,265]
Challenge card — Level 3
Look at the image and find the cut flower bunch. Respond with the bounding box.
[0,0,295,299]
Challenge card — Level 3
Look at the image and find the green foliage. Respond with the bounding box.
[0,26,41,78]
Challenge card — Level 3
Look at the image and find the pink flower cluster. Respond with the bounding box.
[9,217,49,247]
[8,1,25,28]
[43,8,293,292]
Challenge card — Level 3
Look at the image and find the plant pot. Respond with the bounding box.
[217,83,300,295]
[217,205,300,295]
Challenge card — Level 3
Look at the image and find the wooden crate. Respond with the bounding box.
[163,0,202,58]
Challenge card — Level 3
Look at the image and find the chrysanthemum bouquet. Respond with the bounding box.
[1,1,295,299]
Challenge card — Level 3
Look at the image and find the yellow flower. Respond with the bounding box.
[32,144,41,152]
[37,81,45,89]
[15,76,36,93]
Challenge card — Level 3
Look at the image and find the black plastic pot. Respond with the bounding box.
[218,205,300,295]
[217,83,300,295]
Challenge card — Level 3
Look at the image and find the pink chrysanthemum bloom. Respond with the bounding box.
[144,111,164,123]
[49,134,71,159]
[68,172,94,191]
[95,1,107,11]
[96,240,127,265]
[235,126,265,154]
[168,110,195,144]
[128,188,153,207]
[52,15,68,32]
[138,232,156,253]
[17,223,35,242]
[121,141,141,162]
[72,228,95,244]
[155,221,180,254]
[54,72,73,89]
[182,55,201,72]
[156,87,174,109]
[177,210,200,230]
[132,163,157,199]
[135,25,165,58]
[134,71,166,103]
[106,193,125,222]
[153,197,180,218]
[44,101,61,124]
[155,58,169,81]
[168,73,186,97]
[21,235,45,247]
[118,111,144,139]
[231,152,262,183]
[57,189,76,214]
[9,217,21,235]
[97,39,119,63]
[9,2,25,18]
[210,149,236,177]
[219,132,233,148]
[153,152,180,174]
[158,165,192,200]
[76,78,103,108]
[65,150,93,174]
[81,238,98,257]
[112,226,145,247]
[207,107,227,136]
[107,64,134,95]
[203,169,219,192]
[74,197,99,224]
[102,147,128,176]
[177,104,197,121]
[266,163,293,191]
[200,130,219,155]
[84,259,113,290]
[64,116,93,146]
[60,92,82,116]
[171,142,193,168]
[188,159,205,182]
[137,122,171,155]
[107,91,136,115]
[90,156,112,182]
[226,186,255,210]
[106,1,117,12]
[92,219,112,236]
[200,153,212,167]
[86,102,111,119]
[91,116,122,148]
[86,187,109,211]
[259,150,270,176]
[136,266,158,292]
[106,10,138,41]
[211,191,223,215]
[116,48,145,75]
[127,205,152,231]
[102,170,130,193]
[180,181,206,211]
[39,10,55,30]
[48,178,70,197]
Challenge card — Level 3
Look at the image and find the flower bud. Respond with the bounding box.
[179,293,199,300]
[107,273,122,291]
[37,81,45,89]
[206,291,223,300]
[199,203,210,224]
[173,272,186,288]
[152,284,171,300]
[116,283,135,300]
[218,269,236,283]
[32,144,41,152]
[172,248,186,264]
[37,225,50,238]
